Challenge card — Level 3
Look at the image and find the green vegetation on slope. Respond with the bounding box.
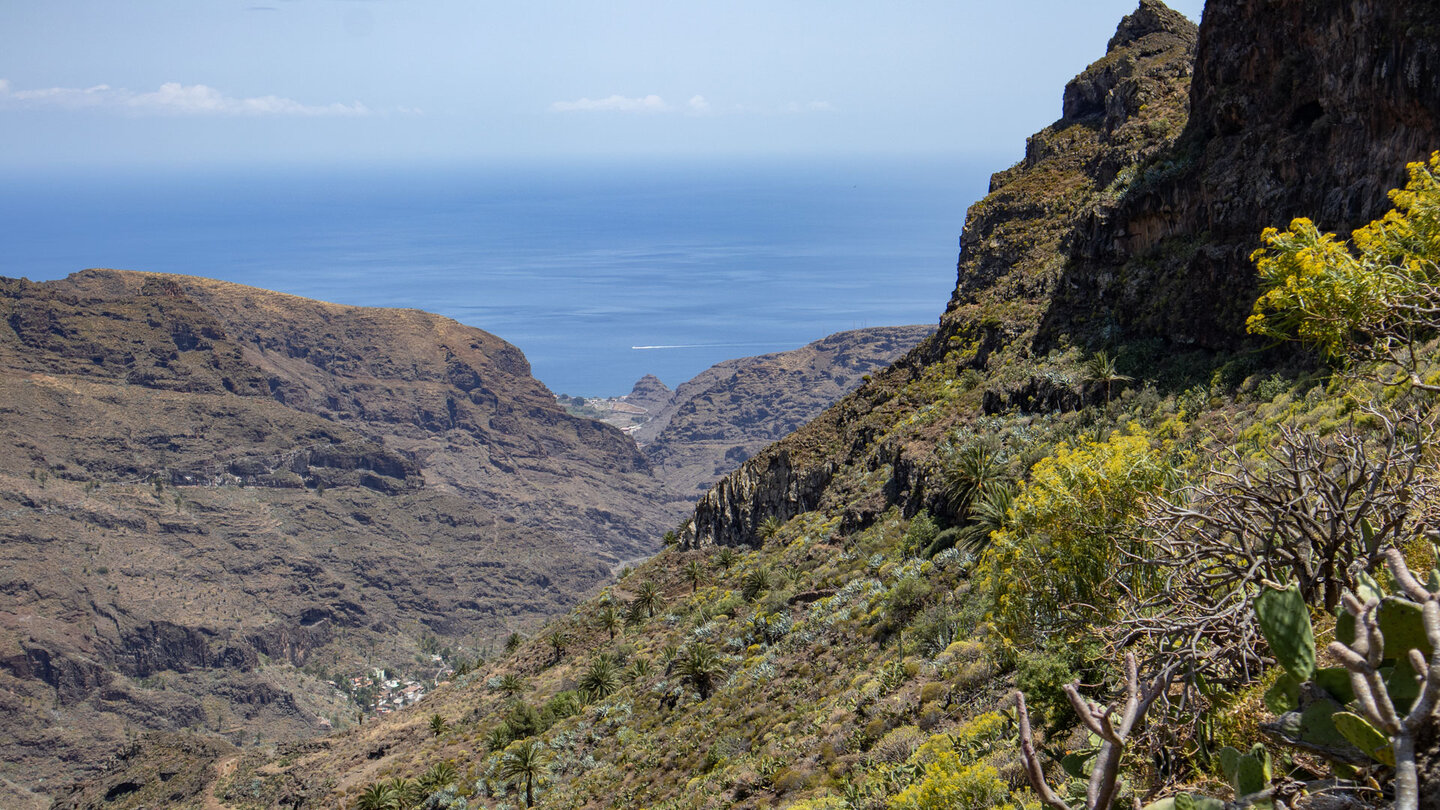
[180,154,1440,810]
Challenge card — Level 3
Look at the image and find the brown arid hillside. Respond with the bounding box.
[0,269,679,808]
[634,326,934,500]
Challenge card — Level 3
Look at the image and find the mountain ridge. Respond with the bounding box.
[0,268,677,806]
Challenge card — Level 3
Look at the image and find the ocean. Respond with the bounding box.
[0,156,994,396]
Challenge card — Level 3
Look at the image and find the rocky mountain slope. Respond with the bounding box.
[0,270,677,807]
[634,326,934,500]
[47,3,1207,807]
[690,0,1440,549]
[39,1,1440,808]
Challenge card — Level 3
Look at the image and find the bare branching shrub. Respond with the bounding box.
[1017,653,1176,810]
[1113,401,1436,690]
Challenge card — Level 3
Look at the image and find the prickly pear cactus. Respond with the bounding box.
[1255,582,1315,681]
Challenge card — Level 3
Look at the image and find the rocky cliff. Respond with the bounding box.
[0,269,677,804]
[1044,0,1440,348]
[636,326,933,500]
[687,0,1200,549]
[688,0,1440,551]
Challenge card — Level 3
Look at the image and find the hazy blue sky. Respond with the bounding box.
[0,1,1204,170]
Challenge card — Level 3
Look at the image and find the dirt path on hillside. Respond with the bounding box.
[202,755,239,810]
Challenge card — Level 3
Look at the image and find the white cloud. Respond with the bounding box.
[0,78,372,116]
[549,94,669,113]
[687,95,711,114]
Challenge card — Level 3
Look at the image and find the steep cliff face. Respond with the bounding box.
[1045,0,1440,348]
[686,0,1200,549]
[687,0,1440,551]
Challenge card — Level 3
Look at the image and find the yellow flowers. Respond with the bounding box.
[1247,152,1440,360]
[977,425,1176,648]
[888,755,1008,810]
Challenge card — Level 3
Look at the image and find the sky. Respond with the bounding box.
[0,0,1205,171]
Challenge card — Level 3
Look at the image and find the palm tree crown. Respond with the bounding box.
[499,739,552,808]
[677,642,725,700]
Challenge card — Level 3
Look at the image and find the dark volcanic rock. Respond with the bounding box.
[1045,0,1440,349]
[687,2,1200,549]
[688,0,1440,555]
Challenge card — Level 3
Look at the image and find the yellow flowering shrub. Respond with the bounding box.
[1248,152,1440,359]
[977,426,1176,648]
[887,753,1008,810]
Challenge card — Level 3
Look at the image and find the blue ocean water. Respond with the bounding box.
[0,157,993,395]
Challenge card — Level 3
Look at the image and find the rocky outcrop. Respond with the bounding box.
[625,374,674,416]
[49,732,233,810]
[5,644,113,704]
[1045,0,1440,348]
[689,1,1199,548]
[640,326,932,500]
[689,0,1440,554]
[682,449,837,549]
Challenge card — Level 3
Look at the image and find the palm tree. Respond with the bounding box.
[578,655,619,701]
[1085,349,1132,404]
[677,642,725,700]
[504,631,522,655]
[418,760,458,793]
[757,515,784,541]
[595,603,621,640]
[957,481,1016,556]
[499,739,552,808]
[683,560,704,593]
[941,444,1003,519]
[741,567,771,602]
[496,673,528,700]
[624,598,646,627]
[428,713,448,737]
[713,547,738,573]
[486,725,512,752]
[545,629,567,664]
[632,580,662,618]
[354,783,393,810]
[624,656,652,683]
[381,778,420,810]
